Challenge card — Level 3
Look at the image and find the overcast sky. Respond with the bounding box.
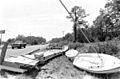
[0,0,107,41]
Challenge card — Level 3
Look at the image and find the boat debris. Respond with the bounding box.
[0,42,68,73]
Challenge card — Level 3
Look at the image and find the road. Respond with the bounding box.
[0,44,48,59]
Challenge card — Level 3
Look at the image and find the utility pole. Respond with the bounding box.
[30,33,32,45]
[0,30,5,45]
[59,0,77,42]
[0,42,8,65]
[62,31,64,36]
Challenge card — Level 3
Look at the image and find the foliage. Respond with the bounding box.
[67,6,88,42]
[49,37,63,43]
[7,35,46,45]
[88,42,119,55]
[51,0,120,43]
[49,33,74,44]
[49,28,94,44]
[68,42,84,49]
[25,36,46,45]
[7,38,15,43]
[63,33,74,42]
[77,28,94,43]
[15,35,26,42]
[92,0,120,41]
[57,41,69,47]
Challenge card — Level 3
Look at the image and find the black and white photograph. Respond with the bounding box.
[0,0,120,79]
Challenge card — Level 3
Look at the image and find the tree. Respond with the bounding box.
[67,6,88,42]
[25,36,46,45]
[93,0,120,41]
[16,35,25,42]
[11,35,46,45]
[92,12,106,41]
[49,33,74,43]
[7,38,15,43]
[64,33,74,42]
[105,0,120,36]
[49,37,63,43]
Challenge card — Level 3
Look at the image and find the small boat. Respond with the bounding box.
[65,49,79,61]
[65,49,79,58]
[73,53,120,74]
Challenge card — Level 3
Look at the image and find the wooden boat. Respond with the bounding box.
[73,53,120,74]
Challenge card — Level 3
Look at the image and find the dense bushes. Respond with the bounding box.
[49,33,74,43]
[87,42,119,56]
[7,35,46,45]
[68,42,84,49]
[24,36,46,45]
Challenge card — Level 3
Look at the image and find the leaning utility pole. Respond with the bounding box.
[59,0,77,42]
[0,30,5,45]
[59,0,103,62]
[59,0,97,52]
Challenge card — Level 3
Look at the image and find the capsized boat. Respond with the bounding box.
[73,53,120,74]
[65,49,79,58]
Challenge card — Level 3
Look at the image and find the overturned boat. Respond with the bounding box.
[73,53,120,74]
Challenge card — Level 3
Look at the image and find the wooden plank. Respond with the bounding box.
[44,51,64,61]
[2,61,21,68]
[0,65,26,73]
[2,61,32,68]
[2,61,34,71]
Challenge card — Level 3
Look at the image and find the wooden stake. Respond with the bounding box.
[0,42,8,65]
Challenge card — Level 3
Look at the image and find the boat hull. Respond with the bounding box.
[73,53,120,74]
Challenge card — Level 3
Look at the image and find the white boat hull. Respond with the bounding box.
[73,53,120,73]
[65,49,79,58]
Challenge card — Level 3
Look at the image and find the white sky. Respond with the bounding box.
[0,0,107,41]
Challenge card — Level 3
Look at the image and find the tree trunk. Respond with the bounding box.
[73,23,77,42]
